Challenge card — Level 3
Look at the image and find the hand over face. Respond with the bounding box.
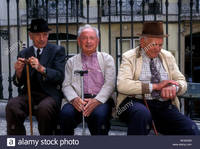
[71,97,87,112]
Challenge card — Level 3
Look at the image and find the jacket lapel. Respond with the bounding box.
[97,52,105,76]
[135,47,142,80]
[77,53,83,70]
[39,44,51,66]
[25,46,35,59]
[74,54,82,95]
[159,50,171,79]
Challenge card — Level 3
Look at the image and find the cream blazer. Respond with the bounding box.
[117,47,187,111]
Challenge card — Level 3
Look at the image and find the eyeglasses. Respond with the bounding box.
[151,42,163,48]
[80,36,97,41]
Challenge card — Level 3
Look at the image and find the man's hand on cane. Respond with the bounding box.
[71,97,87,112]
[28,56,45,74]
[71,97,101,117]
[83,98,101,117]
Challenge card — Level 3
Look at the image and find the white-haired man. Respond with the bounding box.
[60,24,116,135]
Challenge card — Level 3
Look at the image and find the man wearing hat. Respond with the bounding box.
[6,18,66,135]
[117,21,200,135]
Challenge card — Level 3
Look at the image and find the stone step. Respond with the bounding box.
[1,100,200,135]
[0,118,126,136]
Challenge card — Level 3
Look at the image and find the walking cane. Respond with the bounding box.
[74,70,88,135]
[143,96,158,136]
[25,60,33,135]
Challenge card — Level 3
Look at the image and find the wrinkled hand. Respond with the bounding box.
[28,56,45,73]
[28,56,40,70]
[161,85,177,100]
[83,98,101,117]
[71,97,87,112]
[14,58,25,78]
[154,80,179,91]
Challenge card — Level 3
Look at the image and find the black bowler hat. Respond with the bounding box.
[28,18,51,33]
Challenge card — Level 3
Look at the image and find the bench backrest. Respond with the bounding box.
[182,82,200,98]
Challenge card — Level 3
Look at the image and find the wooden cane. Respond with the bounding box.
[25,62,33,135]
[143,96,158,136]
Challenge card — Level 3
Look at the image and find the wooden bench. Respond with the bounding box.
[110,118,127,131]
[179,82,200,120]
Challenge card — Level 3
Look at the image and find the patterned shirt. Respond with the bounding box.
[135,49,169,100]
[81,52,104,95]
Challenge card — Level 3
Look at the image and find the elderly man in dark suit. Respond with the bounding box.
[6,18,66,135]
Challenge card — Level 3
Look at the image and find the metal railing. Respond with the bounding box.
[0,0,200,105]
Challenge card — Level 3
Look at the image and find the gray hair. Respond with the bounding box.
[78,24,99,38]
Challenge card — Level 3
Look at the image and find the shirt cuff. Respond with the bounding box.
[149,83,153,93]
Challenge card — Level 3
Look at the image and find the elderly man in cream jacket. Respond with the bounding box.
[117,21,200,135]
[60,24,115,135]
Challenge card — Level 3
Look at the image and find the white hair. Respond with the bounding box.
[78,24,99,38]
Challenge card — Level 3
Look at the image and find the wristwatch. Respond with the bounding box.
[43,67,47,75]
[42,67,47,81]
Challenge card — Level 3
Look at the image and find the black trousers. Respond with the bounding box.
[6,93,60,135]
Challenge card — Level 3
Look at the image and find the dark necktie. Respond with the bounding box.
[37,48,41,60]
[150,59,161,98]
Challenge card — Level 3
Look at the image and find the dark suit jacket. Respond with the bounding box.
[13,43,66,107]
